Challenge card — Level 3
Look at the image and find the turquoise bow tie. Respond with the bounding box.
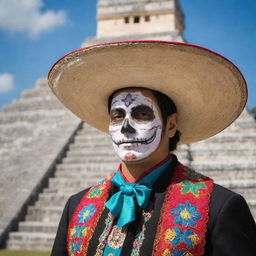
[105,156,172,227]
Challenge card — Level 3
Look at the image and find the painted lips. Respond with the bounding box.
[112,129,157,147]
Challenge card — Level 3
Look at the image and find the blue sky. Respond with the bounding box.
[0,0,255,110]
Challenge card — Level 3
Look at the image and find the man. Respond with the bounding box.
[48,41,256,255]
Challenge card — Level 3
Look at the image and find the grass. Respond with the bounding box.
[0,250,50,256]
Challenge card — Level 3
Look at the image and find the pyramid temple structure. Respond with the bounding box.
[0,0,255,251]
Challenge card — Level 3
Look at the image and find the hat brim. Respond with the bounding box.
[48,41,247,144]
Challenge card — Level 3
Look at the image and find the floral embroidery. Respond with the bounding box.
[78,203,97,223]
[131,211,152,256]
[171,249,193,256]
[95,213,115,256]
[87,186,104,198]
[70,241,82,254]
[71,225,87,238]
[179,180,206,197]
[171,201,202,227]
[153,162,213,256]
[164,227,199,248]
[162,249,171,256]
[87,178,109,198]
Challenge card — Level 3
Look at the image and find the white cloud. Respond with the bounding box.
[0,0,67,38]
[0,73,15,93]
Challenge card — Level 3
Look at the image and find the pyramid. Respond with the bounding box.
[1,0,255,251]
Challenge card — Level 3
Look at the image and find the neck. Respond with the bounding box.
[121,153,170,183]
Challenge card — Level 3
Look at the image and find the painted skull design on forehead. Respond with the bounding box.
[109,91,163,162]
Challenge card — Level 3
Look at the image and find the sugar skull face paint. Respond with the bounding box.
[109,91,162,162]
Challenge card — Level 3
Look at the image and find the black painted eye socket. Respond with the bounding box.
[110,108,125,124]
[131,105,154,121]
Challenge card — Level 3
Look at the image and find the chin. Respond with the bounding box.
[119,150,153,163]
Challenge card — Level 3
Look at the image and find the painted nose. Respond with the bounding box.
[121,119,136,134]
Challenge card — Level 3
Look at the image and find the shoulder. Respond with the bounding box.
[208,183,255,230]
[210,183,248,213]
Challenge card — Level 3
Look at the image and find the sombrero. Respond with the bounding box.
[48,40,247,144]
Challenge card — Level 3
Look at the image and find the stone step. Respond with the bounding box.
[36,193,70,207]
[69,141,111,149]
[66,147,115,155]
[190,150,256,162]
[48,175,104,189]
[191,148,256,154]
[0,110,70,124]
[26,206,64,222]
[190,142,256,150]
[18,221,58,233]
[73,136,111,145]
[62,154,119,164]
[54,164,114,175]
[21,87,53,98]
[233,118,256,128]
[56,162,117,172]
[224,126,256,133]
[191,162,256,171]
[199,169,256,181]
[194,133,256,143]
[3,97,64,112]
[0,124,77,145]
[43,179,100,194]
[217,180,256,188]
[76,127,106,135]
[55,167,114,178]
[7,232,54,251]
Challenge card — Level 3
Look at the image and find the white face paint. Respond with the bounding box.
[109,91,162,162]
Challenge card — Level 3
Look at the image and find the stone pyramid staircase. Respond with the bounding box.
[5,108,256,251]
[0,78,80,248]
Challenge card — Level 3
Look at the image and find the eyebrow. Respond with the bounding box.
[131,104,154,112]
[110,108,126,114]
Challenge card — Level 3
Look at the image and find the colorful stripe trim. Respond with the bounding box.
[153,163,213,256]
[67,174,113,256]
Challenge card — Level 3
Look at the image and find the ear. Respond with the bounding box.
[166,113,178,138]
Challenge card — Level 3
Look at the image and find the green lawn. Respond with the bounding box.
[0,250,50,256]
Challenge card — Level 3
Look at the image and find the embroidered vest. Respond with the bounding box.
[67,163,213,256]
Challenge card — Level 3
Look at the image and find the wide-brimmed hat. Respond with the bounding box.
[48,40,247,144]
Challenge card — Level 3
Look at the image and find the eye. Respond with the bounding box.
[134,111,151,120]
[110,109,125,124]
[131,105,154,121]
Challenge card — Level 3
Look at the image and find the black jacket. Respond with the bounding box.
[51,157,256,255]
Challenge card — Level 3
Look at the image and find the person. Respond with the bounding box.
[48,41,256,256]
